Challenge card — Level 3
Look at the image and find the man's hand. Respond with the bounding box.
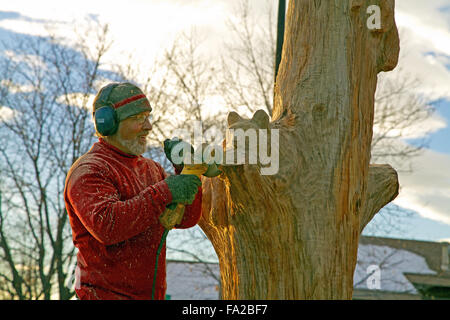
[164,174,201,205]
[163,138,194,173]
[161,174,201,230]
[159,204,184,230]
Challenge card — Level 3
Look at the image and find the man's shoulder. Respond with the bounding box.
[73,148,108,168]
[66,146,111,182]
[140,156,161,168]
[139,156,167,175]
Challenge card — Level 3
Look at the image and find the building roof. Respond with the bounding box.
[359,236,449,274]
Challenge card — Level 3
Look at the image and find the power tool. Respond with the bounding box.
[152,146,221,299]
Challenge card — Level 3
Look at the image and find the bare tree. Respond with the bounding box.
[0,1,433,300]
[218,0,276,117]
[372,69,434,173]
[353,243,436,295]
[0,20,113,299]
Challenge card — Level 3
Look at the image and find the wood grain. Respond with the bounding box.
[199,0,400,299]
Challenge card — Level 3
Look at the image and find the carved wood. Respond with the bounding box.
[199,0,400,299]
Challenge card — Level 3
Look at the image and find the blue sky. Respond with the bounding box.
[376,96,450,242]
[0,0,449,245]
[428,100,450,153]
[360,0,450,242]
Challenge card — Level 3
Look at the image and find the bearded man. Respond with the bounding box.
[64,82,202,300]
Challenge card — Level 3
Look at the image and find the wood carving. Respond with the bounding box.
[199,0,400,299]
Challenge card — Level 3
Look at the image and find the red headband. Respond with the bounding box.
[113,94,147,109]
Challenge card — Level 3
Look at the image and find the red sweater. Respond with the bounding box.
[64,138,202,300]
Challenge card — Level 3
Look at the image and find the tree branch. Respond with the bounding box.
[360,164,399,233]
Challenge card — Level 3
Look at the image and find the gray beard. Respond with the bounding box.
[116,135,147,156]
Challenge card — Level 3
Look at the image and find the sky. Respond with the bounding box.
[0,0,449,247]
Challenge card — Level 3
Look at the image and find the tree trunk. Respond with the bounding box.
[199,0,400,299]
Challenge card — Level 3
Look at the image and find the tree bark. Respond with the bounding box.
[199,0,400,299]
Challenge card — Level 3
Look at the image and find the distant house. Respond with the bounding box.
[166,236,450,300]
[353,236,450,300]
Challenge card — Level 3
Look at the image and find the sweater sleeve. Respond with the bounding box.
[66,163,172,245]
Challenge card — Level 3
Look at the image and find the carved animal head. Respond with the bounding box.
[227,109,270,130]
[224,109,273,166]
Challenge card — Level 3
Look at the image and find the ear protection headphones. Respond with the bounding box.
[93,83,120,136]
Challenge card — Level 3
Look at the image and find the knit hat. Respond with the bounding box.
[93,82,152,121]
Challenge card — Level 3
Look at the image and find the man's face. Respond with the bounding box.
[113,111,152,155]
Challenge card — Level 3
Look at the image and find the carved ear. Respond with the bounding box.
[251,109,269,128]
[227,111,242,126]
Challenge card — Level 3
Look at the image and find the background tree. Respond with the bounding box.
[218,0,276,117]
[0,20,113,299]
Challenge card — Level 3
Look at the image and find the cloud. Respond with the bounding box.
[373,71,448,140]
[393,0,450,99]
[56,93,95,110]
[378,112,446,139]
[0,79,35,94]
[382,1,450,228]
[396,0,450,30]
[0,105,19,122]
[393,149,450,225]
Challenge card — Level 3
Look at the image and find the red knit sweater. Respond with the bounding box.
[64,138,202,300]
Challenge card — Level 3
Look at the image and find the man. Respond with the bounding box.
[64,82,202,300]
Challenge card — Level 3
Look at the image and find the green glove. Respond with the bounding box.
[163,138,194,171]
[165,174,201,205]
[166,203,178,210]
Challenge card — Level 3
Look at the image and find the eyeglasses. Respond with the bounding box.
[129,114,153,125]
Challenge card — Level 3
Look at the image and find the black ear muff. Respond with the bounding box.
[94,83,119,136]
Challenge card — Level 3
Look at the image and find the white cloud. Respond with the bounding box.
[0,0,232,69]
[0,79,34,94]
[56,93,95,110]
[381,113,446,139]
[394,149,450,225]
[0,106,19,122]
[373,2,450,228]
[393,1,450,99]
[396,0,450,31]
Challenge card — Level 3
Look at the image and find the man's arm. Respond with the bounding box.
[156,162,202,229]
[66,164,172,245]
